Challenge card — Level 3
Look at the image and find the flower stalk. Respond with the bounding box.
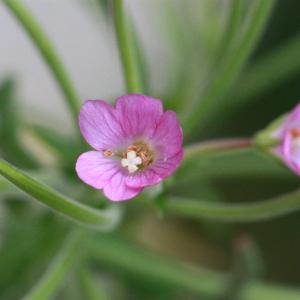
[166,190,300,222]
[184,138,252,161]
[113,0,143,93]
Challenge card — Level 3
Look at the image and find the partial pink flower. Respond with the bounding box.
[273,103,300,175]
[76,94,183,201]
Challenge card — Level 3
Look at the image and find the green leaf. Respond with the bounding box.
[29,125,84,175]
[0,78,38,168]
[89,234,228,297]
[234,32,300,107]
[89,235,300,299]
[0,212,67,299]
[77,265,109,300]
[0,159,121,230]
[183,0,276,138]
[23,230,85,300]
[4,0,80,130]
[224,235,265,299]
[113,0,144,93]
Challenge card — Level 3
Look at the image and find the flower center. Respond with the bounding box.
[121,150,142,173]
[121,142,154,173]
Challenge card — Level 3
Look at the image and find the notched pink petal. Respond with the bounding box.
[126,169,162,188]
[79,100,125,150]
[103,172,143,201]
[76,151,119,189]
[116,94,163,139]
[152,111,183,157]
[126,150,184,188]
[152,150,184,178]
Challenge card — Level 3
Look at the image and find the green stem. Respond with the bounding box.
[89,235,300,299]
[184,138,252,161]
[113,0,143,93]
[166,189,300,222]
[77,265,108,300]
[0,159,120,229]
[23,230,84,300]
[3,0,80,128]
[183,0,275,137]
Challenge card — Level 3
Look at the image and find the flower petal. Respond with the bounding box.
[280,131,300,175]
[152,111,183,158]
[126,150,183,188]
[276,103,300,138]
[103,172,143,201]
[151,150,184,179]
[76,151,119,189]
[116,94,163,139]
[286,103,300,124]
[126,169,161,188]
[79,100,125,150]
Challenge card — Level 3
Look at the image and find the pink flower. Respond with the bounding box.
[76,94,183,201]
[273,103,300,175]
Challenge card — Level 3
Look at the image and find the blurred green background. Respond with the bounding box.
[1,0,300,299]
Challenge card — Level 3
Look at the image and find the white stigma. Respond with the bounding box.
[121,150,142,173]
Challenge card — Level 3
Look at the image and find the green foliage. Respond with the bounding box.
[1,0,300,299]
[0,78,38,168]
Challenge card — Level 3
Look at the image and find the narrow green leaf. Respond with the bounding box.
[0,78,38,168]
[0,159,120,229]
[113,0,143,93]
[30,125,76,157]
[4,0,80,129]
[183,0,275,137]
[234,32,300,104]
[224,235,265,299]
[89,234,228,297]
[166,189,300,222]
[77,265,108,300]
[216,0,243,62]
[241,282,300,300]
[24,230,84,300]
[89,235,300,299]
[0,213,67,299]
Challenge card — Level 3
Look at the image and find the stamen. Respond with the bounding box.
[290,128,300,138]
[289,129,300,156]
[103,150,113,157]
[121,142,154,173]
